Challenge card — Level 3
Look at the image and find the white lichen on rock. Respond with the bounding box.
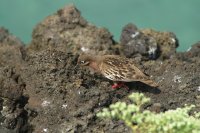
[173,75,182,83]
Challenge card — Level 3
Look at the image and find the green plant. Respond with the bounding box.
[97,93,200,133]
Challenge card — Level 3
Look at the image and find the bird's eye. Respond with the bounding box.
[81,61,85,64]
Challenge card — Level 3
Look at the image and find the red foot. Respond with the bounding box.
[112,82,129,90]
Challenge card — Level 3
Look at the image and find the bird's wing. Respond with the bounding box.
[99,56,148,82]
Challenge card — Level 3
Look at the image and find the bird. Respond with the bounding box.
[77,54,158,89]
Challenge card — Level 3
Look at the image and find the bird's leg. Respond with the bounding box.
[112,83,119,89]
[112,82,129,90]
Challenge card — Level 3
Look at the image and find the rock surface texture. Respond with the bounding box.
[0,5,200,133]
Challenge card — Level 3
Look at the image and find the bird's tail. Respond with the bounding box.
[141,79,158,87]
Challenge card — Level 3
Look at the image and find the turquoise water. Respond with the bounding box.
[0,0,200,51]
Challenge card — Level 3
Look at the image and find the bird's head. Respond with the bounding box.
[77,54,93,66]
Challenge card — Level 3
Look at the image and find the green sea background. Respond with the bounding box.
[0,0,200,51]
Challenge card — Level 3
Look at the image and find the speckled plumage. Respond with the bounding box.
[78,54,158,87]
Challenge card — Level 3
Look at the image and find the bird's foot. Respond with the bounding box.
[112,82,129,90]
